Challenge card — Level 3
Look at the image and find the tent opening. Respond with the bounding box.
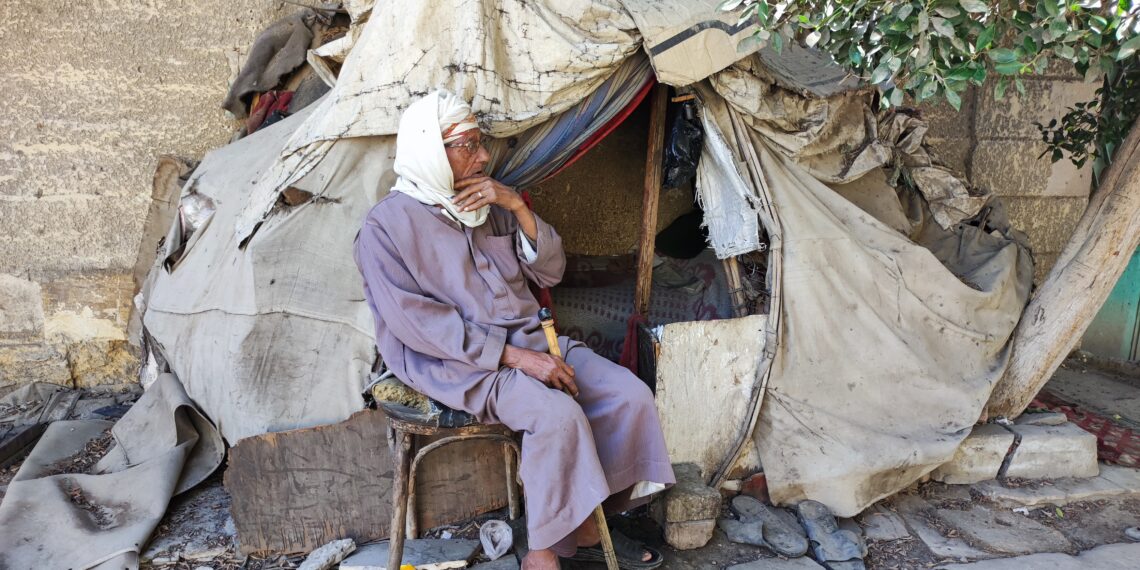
[520,90,771,379]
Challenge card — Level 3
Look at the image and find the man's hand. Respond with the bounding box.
[501,345,578,397]
[453,175,538,242]
[452,176,525,213]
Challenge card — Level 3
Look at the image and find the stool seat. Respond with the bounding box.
[379,399,480,431]
[378,392,521,570]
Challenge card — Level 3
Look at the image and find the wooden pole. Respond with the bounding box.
[985,118,1140,418]
[723,257,748,317]
[634,84,669,317]
[538,309,618,570]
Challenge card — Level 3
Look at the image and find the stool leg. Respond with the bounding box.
[388,430,412,570]
[504,444,520,520]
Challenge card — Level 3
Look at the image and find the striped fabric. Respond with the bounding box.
[487,52,654,189]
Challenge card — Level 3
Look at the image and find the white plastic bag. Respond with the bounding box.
[479,520,513,561]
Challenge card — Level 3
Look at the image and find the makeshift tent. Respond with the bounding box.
[3,0,1036,566]
[148,0,1033,513]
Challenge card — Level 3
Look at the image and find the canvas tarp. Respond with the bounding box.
[617,0,761,86]
[234,0,645,242]
[143,104,393,442]
[696,76,1033,515]
[0,373,223,569]
[137,0,1034,518]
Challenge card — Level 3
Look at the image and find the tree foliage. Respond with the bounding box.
[722,0,1139,180]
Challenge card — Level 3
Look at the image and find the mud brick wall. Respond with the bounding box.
[0,2,290,390]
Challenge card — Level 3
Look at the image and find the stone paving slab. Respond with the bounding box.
[934,542,1140,569]
[340,539,480,570]
[728,556,825,569]
[973,474,1128,507]
[1098,465,1140,495]
[858,505,909,542]
[894,496,994,561]
[933,505,1072,555]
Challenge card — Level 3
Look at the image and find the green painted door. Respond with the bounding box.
[1082,248,1140,360]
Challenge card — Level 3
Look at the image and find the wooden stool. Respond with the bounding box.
[381,399,521,570]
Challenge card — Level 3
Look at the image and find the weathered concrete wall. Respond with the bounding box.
[0,1,290,389]
[921,69,1097,285]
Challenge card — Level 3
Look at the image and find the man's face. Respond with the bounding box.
[444,131,491,184]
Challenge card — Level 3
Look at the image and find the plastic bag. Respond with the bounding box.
[663,99,703,190]
[479,519,514,561]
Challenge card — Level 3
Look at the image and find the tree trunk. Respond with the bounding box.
[985,118,1140,418]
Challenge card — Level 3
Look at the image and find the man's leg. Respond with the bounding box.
[562,339,675,512]
[481,369,611,563]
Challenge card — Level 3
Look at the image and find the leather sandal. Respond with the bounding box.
[567,528,664,569]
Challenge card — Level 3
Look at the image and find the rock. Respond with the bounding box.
[931,424,1015,485]
[1004,423,1098,480]
[933,505,1072,555]
[894,496,994,561]
[1125,527,1140,542]
[858,505,909,542]
[64,339,139,389]
[665,518,717,550]
[297,538,355,570]
[653,463,720,550]
[339,539,480,570]
[658,463,721,523]
[973,475,1127,507]
[1014,412,1068,426]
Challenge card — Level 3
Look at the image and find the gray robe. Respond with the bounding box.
[354,191,674,553]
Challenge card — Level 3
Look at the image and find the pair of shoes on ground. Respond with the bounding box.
[719,495,866,570]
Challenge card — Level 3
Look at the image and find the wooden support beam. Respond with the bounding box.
[634,84,669,317]
[723,257,748,317]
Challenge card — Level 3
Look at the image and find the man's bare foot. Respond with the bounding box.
[522,548,560,570]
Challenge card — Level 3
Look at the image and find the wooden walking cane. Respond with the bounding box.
[538,307,620,570]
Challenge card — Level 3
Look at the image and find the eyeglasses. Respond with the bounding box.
[444,137,485,155]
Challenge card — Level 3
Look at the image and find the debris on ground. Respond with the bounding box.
[297,538,355,570]
[42,427,113,476]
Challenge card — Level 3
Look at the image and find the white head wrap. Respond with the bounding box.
[391,89,488,227]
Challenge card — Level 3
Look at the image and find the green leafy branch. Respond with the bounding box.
[721,0,1139,173]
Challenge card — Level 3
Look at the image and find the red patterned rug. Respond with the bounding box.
[1031,391,1140,467]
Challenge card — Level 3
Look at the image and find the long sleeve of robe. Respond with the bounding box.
[354,191,674,554]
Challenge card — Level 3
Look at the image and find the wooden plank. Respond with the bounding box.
[225,410,511,555]
[653,316,767,481]
[634,84,669,317]
[0,423,48,469]
[722,257,748,318]
[413,431,512,532]
[38,390,80,423]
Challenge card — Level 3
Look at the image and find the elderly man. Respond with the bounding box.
[354,90,675,569]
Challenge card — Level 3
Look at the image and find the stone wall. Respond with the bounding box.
[0,2,1097,389]
[920,68,1097,285]
[0,2,290,389]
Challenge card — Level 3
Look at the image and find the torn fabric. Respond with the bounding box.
[0,373,223,570]
[234,0,642,242]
